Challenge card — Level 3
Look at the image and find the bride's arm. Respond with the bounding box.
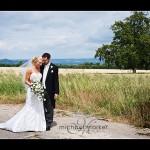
[25,69,32,86]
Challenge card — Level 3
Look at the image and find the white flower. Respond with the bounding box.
[51,70,53,73]
[30,81,45,101]
[50,65,53,69]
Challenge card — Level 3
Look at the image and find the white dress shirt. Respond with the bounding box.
[42,62,50,89]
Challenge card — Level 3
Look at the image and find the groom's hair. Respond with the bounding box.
[42,53,51,59]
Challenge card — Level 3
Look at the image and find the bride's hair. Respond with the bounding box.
[19,56,42,91]
[31,57,41,65]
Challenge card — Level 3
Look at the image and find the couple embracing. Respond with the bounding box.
[0,53,59,132]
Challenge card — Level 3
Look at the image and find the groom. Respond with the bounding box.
[40,53,59,131]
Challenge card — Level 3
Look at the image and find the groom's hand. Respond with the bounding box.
[54,94,59,99]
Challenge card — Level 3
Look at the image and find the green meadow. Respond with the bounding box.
[0,70,149,128]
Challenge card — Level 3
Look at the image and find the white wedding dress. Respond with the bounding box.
[0,72,46,132]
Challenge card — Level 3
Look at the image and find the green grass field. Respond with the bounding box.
[0,70,149,128]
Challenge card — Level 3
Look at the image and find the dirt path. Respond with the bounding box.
[0,104,149,139]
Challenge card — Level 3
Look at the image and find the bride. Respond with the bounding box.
[0,57,46,132]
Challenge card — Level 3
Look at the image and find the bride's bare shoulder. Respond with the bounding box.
[26,67,33,74]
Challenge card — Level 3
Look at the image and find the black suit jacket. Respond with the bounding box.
[40,63,59,108]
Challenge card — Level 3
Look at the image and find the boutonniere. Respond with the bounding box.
[50,65,53,73]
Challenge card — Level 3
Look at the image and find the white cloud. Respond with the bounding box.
[0,11,147,59]
[0,40,12,50]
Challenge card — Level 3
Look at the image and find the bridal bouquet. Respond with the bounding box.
[30,81,46,101]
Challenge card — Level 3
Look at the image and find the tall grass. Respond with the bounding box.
[0,70,26,104]
[58,74,150,128]
[0,71,149,128]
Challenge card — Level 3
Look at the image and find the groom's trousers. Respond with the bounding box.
[43,89,54,128]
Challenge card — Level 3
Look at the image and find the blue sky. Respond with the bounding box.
[0,11,147,59]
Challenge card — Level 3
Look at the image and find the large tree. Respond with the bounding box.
[95,11,150,73]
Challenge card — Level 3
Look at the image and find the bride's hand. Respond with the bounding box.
[54,94,59,99]
[29,80,33,86]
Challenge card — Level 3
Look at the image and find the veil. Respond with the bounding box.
[19,59,33,91]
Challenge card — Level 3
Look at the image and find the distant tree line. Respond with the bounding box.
[56,63,118,69]
[0,61,23,67]
[0,62,118,69]
[1,61,148,69]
